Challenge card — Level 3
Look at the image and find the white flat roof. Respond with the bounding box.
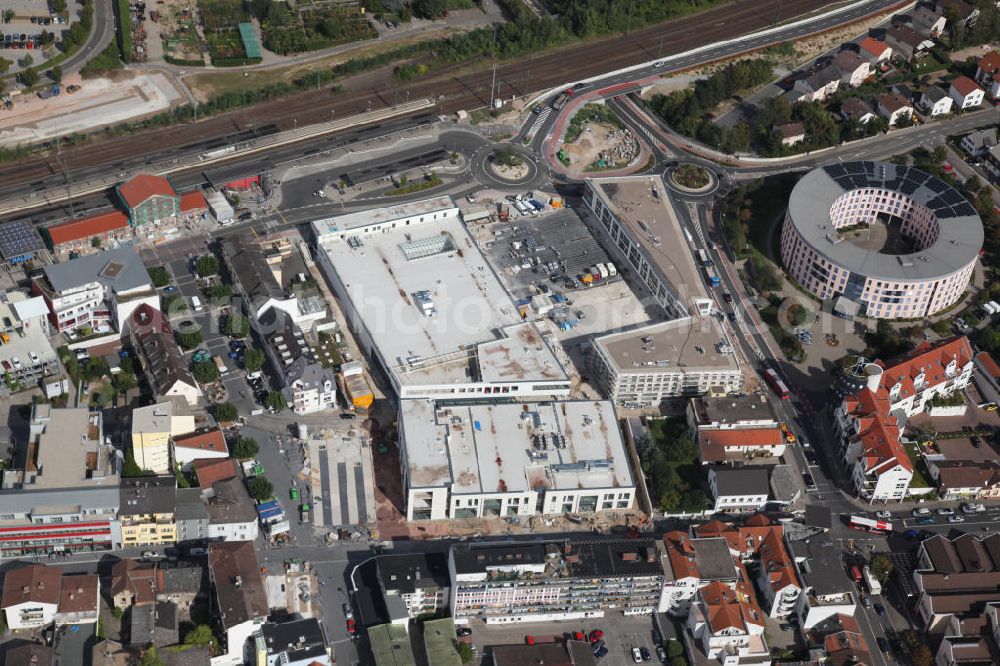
[401,400,633,494]
[594,317,740,373]
[315,201,567,389]
[312,196,457,236]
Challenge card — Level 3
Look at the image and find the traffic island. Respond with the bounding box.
[668,163,714,193]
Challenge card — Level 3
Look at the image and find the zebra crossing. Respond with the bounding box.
[525,107,552,141]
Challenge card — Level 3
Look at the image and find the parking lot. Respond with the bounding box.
[460,612,663,664]
[480,208,620,301]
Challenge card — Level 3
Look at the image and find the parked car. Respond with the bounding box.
[632,648,643,664]
[656,646,668,663]
[640,647,651,662]
[948,514,965,523]
[457,627,472,637]
[916,516,936,525]
[912,507,931,517]
[875,603,886,617]
[875,510,892,520]
[876,637,890,651]
[936,507,954,516]
[594,645,609,660]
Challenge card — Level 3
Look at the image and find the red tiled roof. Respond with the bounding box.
[877,336,973,401]
[46,211,129,246]
[2,564,62,608]
[979,51,1000,77]
[701,581,745,633]
[193,458,238,488]
[951,75,983,97]
[975,351,1000,380]
[663,530,700,580]
[58,574,98,615]
[693,516,774,556]
[878,92,911,112]
[117,174,176,208]
[758,528,799,593]
[701,428,784,448]
[130,303,171,339]
[859,36,889,57]
[179,190,207,213]
[174,427,228,454]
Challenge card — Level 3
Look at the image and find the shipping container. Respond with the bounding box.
[606,262,618,277]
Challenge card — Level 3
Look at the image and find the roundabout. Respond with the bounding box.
[662,161,721,198]
[472,143,547,190]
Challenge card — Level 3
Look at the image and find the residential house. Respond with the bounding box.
[257,617,332,666]
[22,404,118,490]
[131,399,196,475]
[973,351,1000,406]
[775,122,806,147]
[449,539,666,624]
[0,487,121,559]
[934,609,1000,666]
[172,426,229,469]
[110,559,157,610]
[209,542,269,661]
[857,36,892,64]
[877,92,915,125]
[661,533,739,615]
[832,50,870,87]
[808,615,872,666]
[974,51,1000,97]
[31,246,157,334]
[933,0,979,27]
[259,308,312,382]
[176,486,210,543]
[698,428,787,464]
[693,514,777,561]
[221,235,327,330]
[369,623,417,666]
[0,292,59,394]
[755,528,801,618]
[960,128,997,159]
[204,477,260,543]
[128,601,179,647]
[911,5,948,36]
[54,574,99,626]
[707,467,772,512]
[375,553,451,620]
[44,211,132,257]
[793,65,841,102]
[130,304,202,407]
[115,174,181,228]
[119,476,178,546]
[192,457,239,489]
[879,336,974,417]
[949,75,985,109]
[5,644,54,666]
[158,566,205,611]
[914,532,1000,633]
[884,23,934,60]
[920,85,954,116]
[986,143,1000,182]
[788,538,857,629]
[685,581,769,663]
[1,564,62,630]
[931,461,1000,499]
[281,356,337,415]
[688,395,779,432]
[840,97,878,124]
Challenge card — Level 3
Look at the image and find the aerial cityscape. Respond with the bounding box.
[0,0,997,665]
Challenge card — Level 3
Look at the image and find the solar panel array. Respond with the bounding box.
[822,162,980,223]
[0,220,44,261]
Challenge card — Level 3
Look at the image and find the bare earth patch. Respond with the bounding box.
[562,122,638,175]
[491,160,529,180]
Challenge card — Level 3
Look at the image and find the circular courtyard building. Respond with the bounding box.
[780,161,983,319]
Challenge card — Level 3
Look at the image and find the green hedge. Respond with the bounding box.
[115,0,132,64]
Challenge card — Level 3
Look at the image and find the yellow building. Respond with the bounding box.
[130,399,195,475]
[119,477,177,546]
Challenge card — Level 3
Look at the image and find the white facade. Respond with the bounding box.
[796,589,856,630]
[3,600,57,631]
[878,100,914,126]
[208,520,259,543]
[920,89,954,116]
[43,281,105,333]
[949,82,985,109]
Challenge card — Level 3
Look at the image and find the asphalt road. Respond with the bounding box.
[0,0,905,201]
[63,0,115,75]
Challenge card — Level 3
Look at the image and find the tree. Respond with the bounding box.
[214,401,239,423]
[869,553,894,582]
[411,0,447,19]
[243,348,265,373]
[0,58,10,74]
[910,645,933,666]
[192,361,220,384]
[1,10,14,23]
[20,67,39,87]
[195,255,219,277]
[177,330,203,350]
[232,436,259,460]
[112,372,137,395]
[53,0,68,12]
[267,391,287,412]
[90,235,101,248]
[184,624,217,649]
[174,464,190,489]
[50,65,62,83]
[666,640,684,658]
[84,357,111,380]
[139,646,165,666]
[147,266,171,287]
[123,450,148,477]
[246,475,274,501]
[225,314,250,339]
[19,54,33,68]
[455,641,474,664]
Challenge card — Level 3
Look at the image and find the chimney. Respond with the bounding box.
[234,575,243,588]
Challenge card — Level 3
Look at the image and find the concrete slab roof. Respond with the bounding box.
[400,399,632,494]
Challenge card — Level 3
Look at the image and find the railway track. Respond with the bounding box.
[0,0,847,193]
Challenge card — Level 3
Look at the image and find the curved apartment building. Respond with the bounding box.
[780,162,982,319]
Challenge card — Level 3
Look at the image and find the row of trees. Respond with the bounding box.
[635,417,707,513]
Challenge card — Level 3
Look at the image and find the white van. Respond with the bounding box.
[191,296,203,312]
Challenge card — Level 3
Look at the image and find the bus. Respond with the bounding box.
[697,249,713,267]
[848,515,892,534]
[704,267,721,288]
[763,368,790,400]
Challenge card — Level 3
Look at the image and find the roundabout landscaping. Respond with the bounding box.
[667,163,715,193]
[473,143,542,188]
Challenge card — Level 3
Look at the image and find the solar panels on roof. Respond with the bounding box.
[0,220,44,261]
[925,178,948,194]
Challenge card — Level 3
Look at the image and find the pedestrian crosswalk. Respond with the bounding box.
[526,107,552,141]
